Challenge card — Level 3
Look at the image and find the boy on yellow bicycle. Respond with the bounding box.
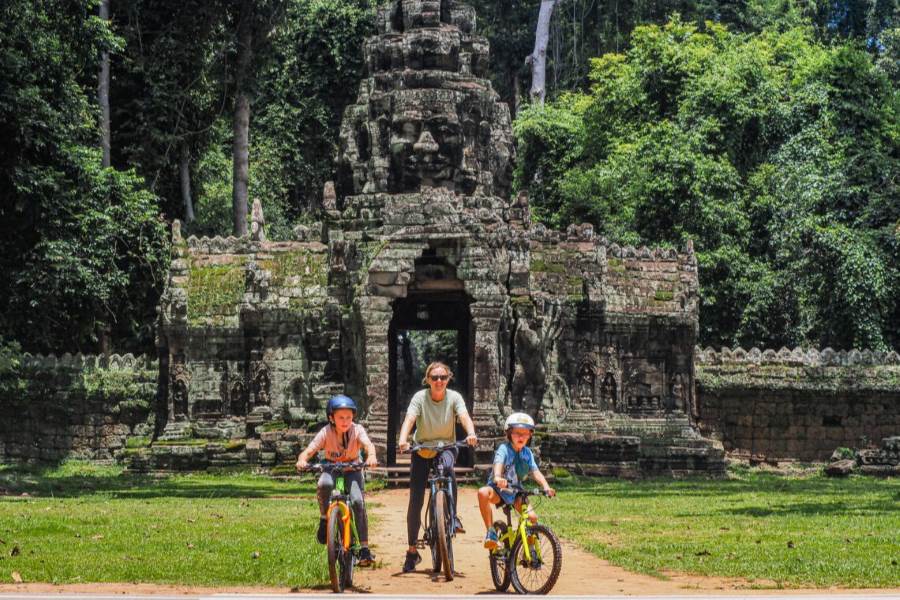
[296,395,378,566]
[476,412,555,549]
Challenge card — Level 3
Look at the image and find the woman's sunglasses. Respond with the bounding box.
[429,374,449,382]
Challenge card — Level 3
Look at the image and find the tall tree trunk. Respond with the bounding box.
[180,141,195,223]
[512,71,521,117]
[528,0,556,106]
[98,0,111,167]
[232,4,253,237]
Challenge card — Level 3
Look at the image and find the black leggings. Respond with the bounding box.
[406,447,458,547]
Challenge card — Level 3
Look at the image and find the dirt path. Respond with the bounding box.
[1,487,897,596]
[351,487,893,596]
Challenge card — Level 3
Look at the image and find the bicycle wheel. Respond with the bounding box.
[342,525,356,590]
[488,520,511,591]
[509,523,562,595]
[326,507,347,593]
[433,490,454,580]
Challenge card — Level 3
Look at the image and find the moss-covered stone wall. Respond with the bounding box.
[696,347,900,461]
[0,354,157,462]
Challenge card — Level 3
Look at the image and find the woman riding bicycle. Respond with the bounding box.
[397,361,477,573]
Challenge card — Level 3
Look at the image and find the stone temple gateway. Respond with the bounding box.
[155,0,725,476]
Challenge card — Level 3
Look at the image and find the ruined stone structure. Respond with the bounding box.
[0,353,156,462]
[3,1,896,476]
[696,346,900,462]
[150,0,725,476]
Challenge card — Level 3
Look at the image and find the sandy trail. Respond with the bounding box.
[347,487,894,596]
[2,487,897,596]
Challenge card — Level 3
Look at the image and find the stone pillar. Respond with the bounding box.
[357,294,392,417]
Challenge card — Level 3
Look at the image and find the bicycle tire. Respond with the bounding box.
[489,520,511,591]
[434,490,454,580]
[509,523,562,595]
[342,524,355,590]
[326,507,346,593]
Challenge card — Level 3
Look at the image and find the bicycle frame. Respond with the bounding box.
[424,460,454,536]
[317,463,363,553]
[411,441,468,541]
[496,489,546,563]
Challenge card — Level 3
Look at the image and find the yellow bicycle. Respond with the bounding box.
[488,486,562,595]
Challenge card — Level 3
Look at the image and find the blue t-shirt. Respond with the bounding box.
[488,442,539,489]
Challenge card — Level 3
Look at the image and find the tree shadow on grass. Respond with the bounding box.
[718,498,900,517]
[553,473,899,503]
[0,463,317,499]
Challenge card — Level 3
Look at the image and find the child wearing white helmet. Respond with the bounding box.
[476,412,556,549]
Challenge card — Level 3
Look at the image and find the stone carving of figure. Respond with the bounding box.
[252,363,271,407]
[576,357,597,407]
[231,380,248,416]
[389,98,463,191]
[322,181,337,211]
[170,358,190,420]
[600,373,617,411]
[510,300,568,419]
[250,198,266,241]
[669,373,685,413]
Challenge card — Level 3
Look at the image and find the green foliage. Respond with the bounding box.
[125,436,151,449]
[82,368,149,403]
[252,0,376,229]
[515,19,900,350]
[833,446,856,459]
[0,0,170,354]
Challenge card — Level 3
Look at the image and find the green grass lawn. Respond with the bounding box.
[1,462,898,588]
[0,462,337,587]
[541,466,900,588]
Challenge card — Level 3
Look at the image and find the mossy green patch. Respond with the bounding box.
[125,436,150,449]
[654,289,675,302]
[152,438,209,447]
[608,258,627,273]
[258,250,328,289]
[531,259,567,274]
[187,262,246,323]
[258,420,287,432]
[225,439,247,452]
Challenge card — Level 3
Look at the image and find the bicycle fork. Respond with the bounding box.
[517,505,541,565]
[326,499,359,552]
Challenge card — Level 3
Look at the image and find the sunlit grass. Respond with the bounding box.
[2,461,897,588]
[0,461,380,587]
[540,468,900,588]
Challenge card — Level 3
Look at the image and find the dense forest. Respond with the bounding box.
[0,0,897,355]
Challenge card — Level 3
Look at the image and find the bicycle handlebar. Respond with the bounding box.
[404,440,471,454]
[503,483,556,498]
[300,461,367,474]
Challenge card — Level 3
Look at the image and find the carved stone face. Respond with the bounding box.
[389,102,462,190]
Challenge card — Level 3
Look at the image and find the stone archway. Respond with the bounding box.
[387,292,473,466]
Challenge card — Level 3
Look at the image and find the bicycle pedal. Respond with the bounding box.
[415,540,426,549]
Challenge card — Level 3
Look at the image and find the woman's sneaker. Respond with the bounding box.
[357,546,375,567]
[402,550,421,573]
[483,527,499,550]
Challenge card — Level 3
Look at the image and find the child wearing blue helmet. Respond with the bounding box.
[296,394,378,566]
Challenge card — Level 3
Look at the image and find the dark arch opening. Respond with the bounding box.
[387,291,474,467]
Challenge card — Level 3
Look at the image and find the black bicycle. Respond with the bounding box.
[406,440,469,580]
